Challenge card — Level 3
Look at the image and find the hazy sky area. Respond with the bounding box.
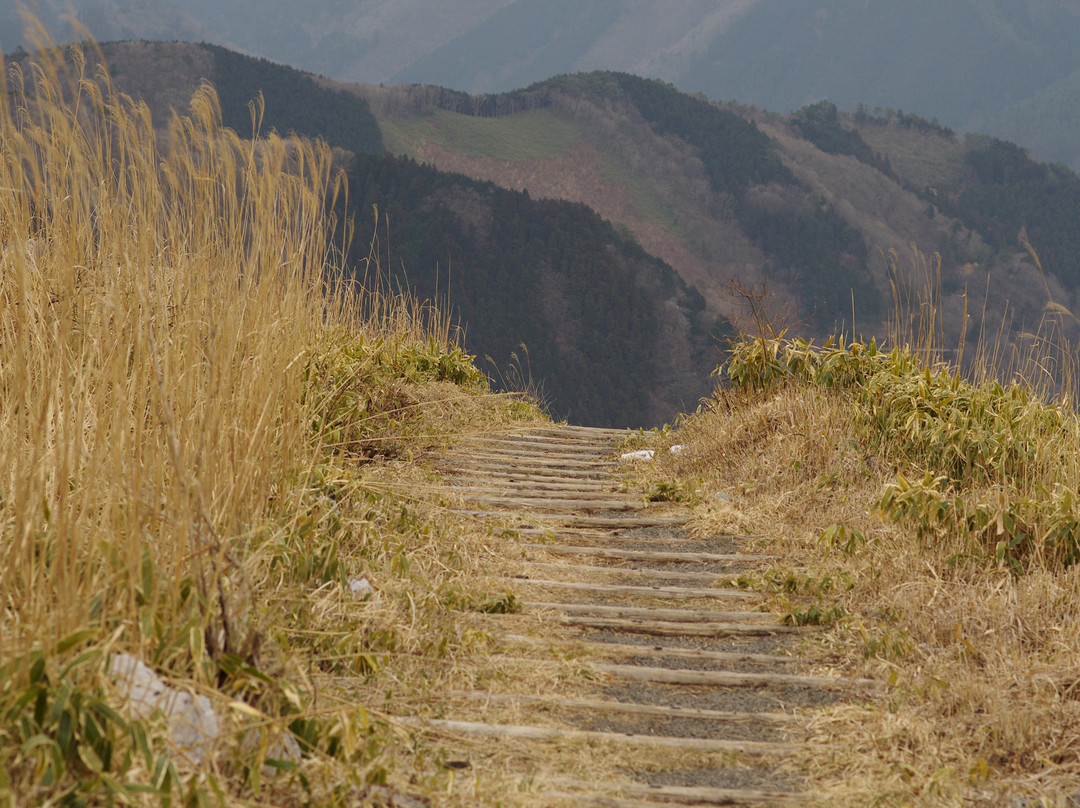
[6,0,1080,168]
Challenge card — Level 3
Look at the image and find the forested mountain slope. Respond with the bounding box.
[341,154,714,426]
[56,42,713,427]
[366,72,1080,353]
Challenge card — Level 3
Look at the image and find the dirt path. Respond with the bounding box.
[413,425,864,806]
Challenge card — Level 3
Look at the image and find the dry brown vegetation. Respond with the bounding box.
[635,273,1080,805]
[0,26,561,807]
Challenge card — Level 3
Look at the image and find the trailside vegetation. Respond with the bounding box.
[639,256,1080,804]
[0,33,540,807]
[725,335,1080,569]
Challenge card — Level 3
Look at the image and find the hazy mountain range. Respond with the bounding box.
[17,38,1076,424]
[7,0,1080,170]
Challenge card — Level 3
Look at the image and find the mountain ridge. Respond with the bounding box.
[12,39,1080,423]
[9,0,1080,169]
[355,70,1080,351]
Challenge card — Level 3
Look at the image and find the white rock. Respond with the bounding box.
[669,445,685,454]
[109,653,219,765]
[241,726,304,775]
[620,449,655,462]
[348,576,378,602]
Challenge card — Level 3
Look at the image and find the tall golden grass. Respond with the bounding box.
[884,243,1080,405]
[0,34,347,656]
[0,24,558,805]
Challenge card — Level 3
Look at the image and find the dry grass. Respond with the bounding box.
[0,22,562,807]
[649,389,1080,805]
[638,268,1080,804]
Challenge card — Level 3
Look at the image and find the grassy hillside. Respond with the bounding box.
[380,106,581,161]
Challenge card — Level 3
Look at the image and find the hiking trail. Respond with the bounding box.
[404,424,868,806]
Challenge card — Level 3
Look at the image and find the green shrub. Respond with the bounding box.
[722,337,1080,569]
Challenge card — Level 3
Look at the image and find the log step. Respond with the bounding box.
[509,578,760,601]
[448,474,616,492]
[441,455,616,470]
[462,496,647,512]
[516,529,746,545]
[464,514,690,528]
[535,425,629,437]
[542,792,796,808]
[397,718,806,755]
[450,484,639,501]
[453,453,618,470]
[517,561,730,585]
[466,438,617,456]
[448,691,798,723]
[592,662,870,690]
[499,634,803,667]
[456,445,616,462]
[546,778,805,806]
[523,544,768,564]
[441,462,611,480]
[522,601,770,624]
[558,616,802,637]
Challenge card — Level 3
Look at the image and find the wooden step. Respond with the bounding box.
[539,515,690,528]
[523,601,770,624]
[516,561,731,585]
[448,691,799,723]
[456,444,616,461]
[465,514,690,528]
[440,461,611,480]
[462,496,647,512]
[441,453,616,470]
[536,425,630,437]
[542,792,796,808]
[499,634,803,667]
[545,778,805,806]
[517,530,754,547]
[592,662,871,690]
[557,616,802,638]
[484,656,839,688]
[397,718,807,755]
[508,578,760,602]
[465,437,617,456]
[523,544,768,564]
[447,475,616,492]
[449,484,638,501]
